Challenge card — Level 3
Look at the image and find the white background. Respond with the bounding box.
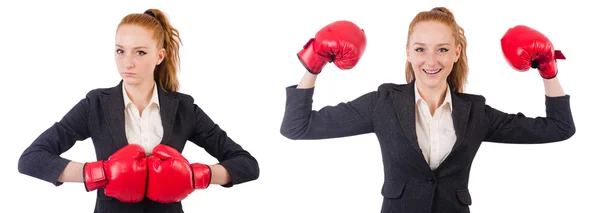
[1,0,598,212]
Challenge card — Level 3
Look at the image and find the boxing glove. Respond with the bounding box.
[297,20,367,74]
[83,144,148,203]
[501,25,566,79]
[146,144,212,204]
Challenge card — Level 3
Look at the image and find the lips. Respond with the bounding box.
[422,69,442,74]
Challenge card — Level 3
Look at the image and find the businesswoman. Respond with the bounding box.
[18,9,259,213]
[280,7,575,213]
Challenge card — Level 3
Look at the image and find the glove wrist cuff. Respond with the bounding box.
[539,65,558,79]
[190,163,211,189]
[297,38,327,74]
[83,161,107,192]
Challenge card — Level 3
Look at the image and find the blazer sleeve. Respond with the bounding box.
[18,95,91,186]
[484,95,576,143]
[280,85,377,140]
[188,104,259,188]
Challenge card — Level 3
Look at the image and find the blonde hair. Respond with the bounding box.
[405,7,468,93]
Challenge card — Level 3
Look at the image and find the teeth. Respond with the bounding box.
[423,69,441,74]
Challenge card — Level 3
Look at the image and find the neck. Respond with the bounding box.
[415,81,448,109]
[124,81,155,108]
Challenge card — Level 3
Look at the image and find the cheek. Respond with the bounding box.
[441,56,455,68]
[114,56,124,68]
[409,54,425,67]
[140,58,157,72]
[408,55,423,75]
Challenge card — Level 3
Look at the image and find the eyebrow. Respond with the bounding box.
[412,42,451,46]
[115,44,148,49]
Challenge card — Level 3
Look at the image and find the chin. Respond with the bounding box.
[416,72,449,88]
[122,78,140,86]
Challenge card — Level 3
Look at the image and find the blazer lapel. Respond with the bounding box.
[391,82,420,152]
[390,81,433,175]
[99,81,181,149]
[449,90,471,152]
[100,81,129,148]
[157,85,178,146]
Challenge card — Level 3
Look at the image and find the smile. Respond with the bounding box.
[422,69,442,74]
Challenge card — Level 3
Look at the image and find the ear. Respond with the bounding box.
[454,45,461,63]
[157,48,166,65]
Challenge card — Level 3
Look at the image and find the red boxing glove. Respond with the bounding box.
[83,144,148,203]
[501,25,566,79]
[146,144,212,204]
[297,20,367,74]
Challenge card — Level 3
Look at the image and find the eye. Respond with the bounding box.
[414,47,424,52]
[136,51,147,56]
[439,48,449,53]
[116,49,124,54]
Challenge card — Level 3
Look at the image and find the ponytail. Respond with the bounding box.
[119,9,182,92]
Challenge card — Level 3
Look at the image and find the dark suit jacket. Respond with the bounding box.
[280,81,575,213]
[18,81,260,213]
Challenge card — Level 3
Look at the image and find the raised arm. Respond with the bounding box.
[486,25,575,143]
[281,20,370,140]
[484,78,575,143]
[280,71,378,140]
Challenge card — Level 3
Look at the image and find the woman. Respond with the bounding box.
[18,9,259,213]
[280,7,575,213]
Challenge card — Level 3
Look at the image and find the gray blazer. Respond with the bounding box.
[18,80,260,213]
[280,80,575,213]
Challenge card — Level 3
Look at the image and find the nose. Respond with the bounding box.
[124,55,135,69]
[425,53,438,66]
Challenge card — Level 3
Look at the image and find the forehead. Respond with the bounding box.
[409,21,454,45]
[115,24,156,47]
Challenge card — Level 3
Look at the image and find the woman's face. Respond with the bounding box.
[114,24,165,87]
[407,21,461,90]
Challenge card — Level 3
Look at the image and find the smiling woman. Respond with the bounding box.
[405,7,468,112]
[279,6,575,213]
[17,8,259,213]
